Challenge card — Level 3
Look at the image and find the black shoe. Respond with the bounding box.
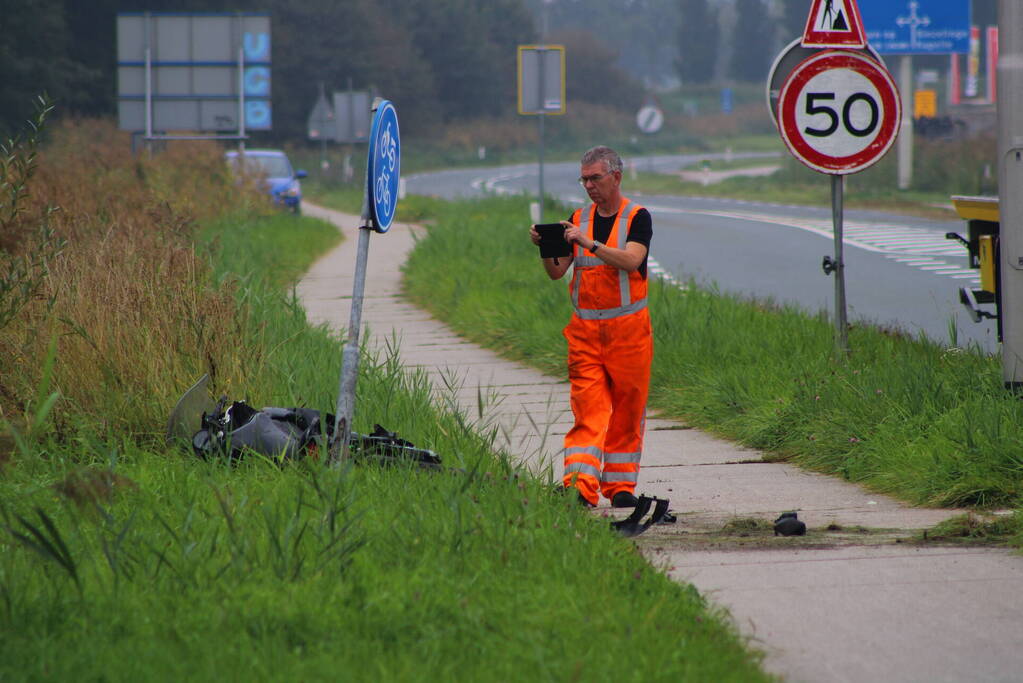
[611,491,640,508]
[577,492,596,508]
[774,511,806,536]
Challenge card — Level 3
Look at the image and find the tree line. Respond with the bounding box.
[0,0,639,139]
[0,0,1000,139]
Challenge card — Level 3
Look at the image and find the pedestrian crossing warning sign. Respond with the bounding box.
[801,0,866,49]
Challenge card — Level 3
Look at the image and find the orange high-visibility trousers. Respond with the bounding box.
[562,310,652,505]
[561,197,652,506]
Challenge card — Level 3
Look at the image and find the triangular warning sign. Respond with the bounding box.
[801,0,867,49]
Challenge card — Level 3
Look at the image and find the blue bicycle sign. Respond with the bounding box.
[368,100,400,232]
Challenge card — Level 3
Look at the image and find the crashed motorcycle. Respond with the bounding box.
[167,375,672,536]
[166,375,441,468]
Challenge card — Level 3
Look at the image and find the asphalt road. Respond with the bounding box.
[406,155,1000,353]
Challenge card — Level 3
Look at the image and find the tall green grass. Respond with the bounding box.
[401,195,1023,512]
[1,123,771,680]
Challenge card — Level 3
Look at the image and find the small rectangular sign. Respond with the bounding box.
[859,0,971,55]
[307,92,334,140]
[518,45,565,115]
[914,89,937,118]
[332,91,371,142]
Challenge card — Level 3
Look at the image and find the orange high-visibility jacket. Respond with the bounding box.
[567,199,647,319]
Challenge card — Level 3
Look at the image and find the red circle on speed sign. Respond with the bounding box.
[777,50,900,175]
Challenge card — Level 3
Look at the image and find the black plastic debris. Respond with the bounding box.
[611,495,674,537]
[774,511,807,536]
[349,424,442,469]
[170,377,440,467]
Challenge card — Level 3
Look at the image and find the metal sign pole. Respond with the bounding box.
[998,0,1023,390]
[832,174,849,353]
[238,47,246,153]
[537,49,546,224]
[332,222,372,463]
[331,100,382,463]
[144,46,153,156]
[331,191,373,463]
[143,13,152,156]
[538,114,545,223]
[538,8,548,223]
[318,82,328,171]
[348,78,355,145]
[896,55,913,190]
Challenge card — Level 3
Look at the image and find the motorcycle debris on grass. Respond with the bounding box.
[167,376,673,536]
[167,375,441,468]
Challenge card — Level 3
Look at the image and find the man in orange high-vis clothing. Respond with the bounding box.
[529,146,653,508]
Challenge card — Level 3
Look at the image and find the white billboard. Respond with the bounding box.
[117,12,271,132]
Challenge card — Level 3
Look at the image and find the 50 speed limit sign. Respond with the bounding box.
[777,50,899,175]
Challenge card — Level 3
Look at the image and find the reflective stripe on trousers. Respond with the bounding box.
[561,308,652,505]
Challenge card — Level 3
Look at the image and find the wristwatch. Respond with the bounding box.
[592,241,602,253]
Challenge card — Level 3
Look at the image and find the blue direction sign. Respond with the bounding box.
[367,100,400,233]
[859,0,971,55]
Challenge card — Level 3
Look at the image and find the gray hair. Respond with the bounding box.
[580,146,623,174]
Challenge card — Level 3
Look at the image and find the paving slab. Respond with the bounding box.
[299,202,1023,683]
[661,546,1023,683]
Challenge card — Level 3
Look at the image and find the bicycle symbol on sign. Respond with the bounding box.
[374,123,397,216]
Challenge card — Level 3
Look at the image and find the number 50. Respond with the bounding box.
[804,92,879,138]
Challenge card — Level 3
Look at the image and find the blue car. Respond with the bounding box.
[225,149,307,214]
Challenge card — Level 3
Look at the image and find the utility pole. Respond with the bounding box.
[998,0,1023,390]
[897,55,913,190]
[538,0,551,223]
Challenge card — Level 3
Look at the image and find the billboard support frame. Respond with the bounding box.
[139,46,250,148]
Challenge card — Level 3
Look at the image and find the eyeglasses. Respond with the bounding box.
[578,171,612,186]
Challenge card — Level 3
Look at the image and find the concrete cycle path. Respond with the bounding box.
[298,202,1023,683]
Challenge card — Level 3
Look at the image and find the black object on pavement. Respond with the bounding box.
[774,511,807,536]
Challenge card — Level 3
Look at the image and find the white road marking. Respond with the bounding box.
[645,205,978,285]
[478,172,975,290]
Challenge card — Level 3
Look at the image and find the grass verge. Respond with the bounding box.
[625,134,996,220]
[627,167,955,220]
[1,119,771,680]
[400,194,1023,526]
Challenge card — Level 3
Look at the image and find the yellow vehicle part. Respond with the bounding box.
[979,235,997,294]
[951,195,999,223]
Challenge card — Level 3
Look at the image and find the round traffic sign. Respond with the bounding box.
[636,105,663,134]
[367,100,400,232]
[777,50,900,175]
[766,37,885,126]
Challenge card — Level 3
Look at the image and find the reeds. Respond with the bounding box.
[0,118,264,440]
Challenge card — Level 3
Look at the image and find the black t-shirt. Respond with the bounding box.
[570,207,652,278]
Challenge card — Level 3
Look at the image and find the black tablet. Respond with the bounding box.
[535,223,572,259]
